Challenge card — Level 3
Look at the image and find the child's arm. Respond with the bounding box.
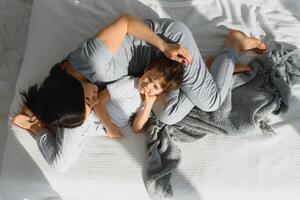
[132,93,157,133]
[93,89,123,139]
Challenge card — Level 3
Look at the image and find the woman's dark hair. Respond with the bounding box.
[21,63,85,128]
[145,55,185,92]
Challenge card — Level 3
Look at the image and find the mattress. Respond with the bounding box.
[1,0,300,199]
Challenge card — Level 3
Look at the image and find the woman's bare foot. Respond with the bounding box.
[225,30,266,53]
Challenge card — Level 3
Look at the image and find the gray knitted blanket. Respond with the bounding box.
[145,42,300,200]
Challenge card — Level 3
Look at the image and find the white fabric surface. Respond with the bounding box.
[1,0,300,199]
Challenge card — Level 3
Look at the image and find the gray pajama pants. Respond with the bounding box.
[155,47,237,125]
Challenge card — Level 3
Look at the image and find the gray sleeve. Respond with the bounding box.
[35,127,89,173]
[146,18,236,117]
[153,89,195,125]
[67,36,114,83]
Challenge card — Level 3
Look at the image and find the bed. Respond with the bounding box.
[1,0,300,199]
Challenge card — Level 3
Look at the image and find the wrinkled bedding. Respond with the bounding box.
[1,0,300,199]
[145,42,300,199]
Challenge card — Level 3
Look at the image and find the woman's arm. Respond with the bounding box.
[93,89,123,139]
[61,60,87,83]
[12,113,87,172]
[96,15,192,63]
[12,107,46,135]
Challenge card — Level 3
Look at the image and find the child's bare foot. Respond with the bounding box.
[106,124,123,139]
[225,30,266,53]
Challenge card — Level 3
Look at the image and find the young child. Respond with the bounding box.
[93,55,185,139]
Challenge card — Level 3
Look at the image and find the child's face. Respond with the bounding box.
[138,68,164,96]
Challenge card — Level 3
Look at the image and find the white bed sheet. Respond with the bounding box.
[1,0,300,199]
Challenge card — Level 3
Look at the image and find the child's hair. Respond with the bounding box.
[20,62,86,128]
[145,55,185,92]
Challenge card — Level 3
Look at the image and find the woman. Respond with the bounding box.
[13,15,266,171]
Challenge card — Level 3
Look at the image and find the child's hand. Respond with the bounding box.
[106,123,123,139]
[144,91,157,107]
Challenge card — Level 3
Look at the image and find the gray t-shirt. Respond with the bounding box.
[106,76,143,127]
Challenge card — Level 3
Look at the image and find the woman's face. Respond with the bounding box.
[81,82,99,119]
[138,68,164,96]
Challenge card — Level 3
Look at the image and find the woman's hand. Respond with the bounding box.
[106,123,123,139]
[12,114,45,135]
[161,42,193,64]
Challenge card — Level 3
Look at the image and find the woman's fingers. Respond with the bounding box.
[12,114,32,130]
[173,46,192,64]
[178,47,192,64]
[13,114,31,123]
[164,43,192,64]
[172,56,184,64]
